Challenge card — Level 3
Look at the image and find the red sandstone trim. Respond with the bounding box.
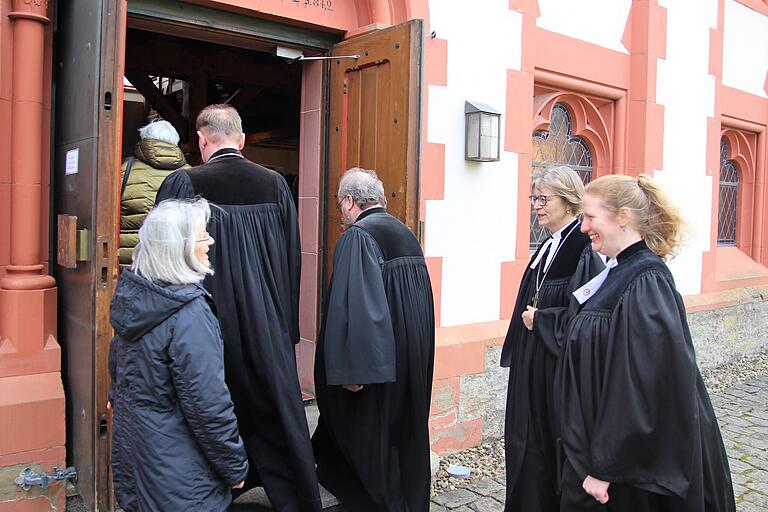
[732,0,768,16]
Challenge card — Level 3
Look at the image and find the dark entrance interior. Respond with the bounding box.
[121,28,303,201]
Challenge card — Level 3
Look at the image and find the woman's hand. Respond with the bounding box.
[583,475,610,504]
[522,306,537,331]
[232,481,245,489]
[343,384,364,392]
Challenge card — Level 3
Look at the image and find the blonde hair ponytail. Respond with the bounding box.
[584,174,686,260]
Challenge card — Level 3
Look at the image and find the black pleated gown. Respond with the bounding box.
[313,208,435,512]
[500,218,602,512]
[556,241,735,512]
[156,148,322,512]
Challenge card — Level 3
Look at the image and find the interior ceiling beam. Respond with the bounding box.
[125,34,300,91]
[124,70,189,141]
[228,86,264,112]
[245,128,294,144]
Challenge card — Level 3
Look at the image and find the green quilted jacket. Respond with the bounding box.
[119,138,190,269]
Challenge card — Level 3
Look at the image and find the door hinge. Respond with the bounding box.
[14,466,78,491]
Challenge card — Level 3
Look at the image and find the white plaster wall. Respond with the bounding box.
[536,0,632,54]
[723,0,768,98]
[656,0,719,295]
[425,1,521,327]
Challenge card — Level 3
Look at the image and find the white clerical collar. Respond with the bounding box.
[572,257,618,304]
[529,218,578,271]
[551,220,572,240]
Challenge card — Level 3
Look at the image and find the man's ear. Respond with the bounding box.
[197,130,207,149]
[238,133,246,150]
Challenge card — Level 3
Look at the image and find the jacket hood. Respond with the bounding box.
[134,138,187,170]
[110,270,205,342]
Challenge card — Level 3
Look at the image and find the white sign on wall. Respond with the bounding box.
[65,148,79,175]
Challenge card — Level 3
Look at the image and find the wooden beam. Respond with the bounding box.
[229,86,264,111]
[124,70,189,141]
[245,128,294,144]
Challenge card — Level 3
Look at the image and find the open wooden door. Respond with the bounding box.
[53,1,126,510]
[325,20,423,279]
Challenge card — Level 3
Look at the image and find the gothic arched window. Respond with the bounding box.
[718,137,739,246]
[530,104,593,250]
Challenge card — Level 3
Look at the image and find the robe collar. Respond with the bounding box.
[529,217,580,270]
[573,240,647,304]
[616,239,648,264]
[355,205,386,223]
[208,147,243,161]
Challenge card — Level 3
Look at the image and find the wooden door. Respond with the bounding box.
[53,0,126,509]
[325,20,423,278]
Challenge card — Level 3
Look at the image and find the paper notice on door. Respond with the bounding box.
[65,148,79,175]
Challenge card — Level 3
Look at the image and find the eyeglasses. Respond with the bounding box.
[336,194,351,212]
[195,233,213,243]
[529,194,555,206]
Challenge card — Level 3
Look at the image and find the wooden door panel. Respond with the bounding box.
[326,20,422,279]
[54,0,125,510]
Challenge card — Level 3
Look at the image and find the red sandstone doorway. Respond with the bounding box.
[54,2,421,509]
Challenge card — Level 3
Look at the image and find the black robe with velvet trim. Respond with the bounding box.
[555,241,735,512]
[500,218,602,512]
[155,148,322,512]
[312,208,435,512]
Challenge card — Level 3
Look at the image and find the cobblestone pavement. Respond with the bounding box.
[430,374,768,512]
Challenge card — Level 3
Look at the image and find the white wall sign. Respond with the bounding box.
[65,148,79,175]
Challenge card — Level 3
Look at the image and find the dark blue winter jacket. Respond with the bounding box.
[108,270,248,512]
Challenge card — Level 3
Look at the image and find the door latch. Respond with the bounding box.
[14,466,78,491]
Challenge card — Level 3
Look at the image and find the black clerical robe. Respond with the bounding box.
[556,241,735,511]
[500,219,602,512]
[155,148,321,511]
[313,208,435,512]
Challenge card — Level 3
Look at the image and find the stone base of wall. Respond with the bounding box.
[429,298,768,454]
[687,297,768,368]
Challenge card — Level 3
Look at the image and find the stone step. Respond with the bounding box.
[229,485,343,511]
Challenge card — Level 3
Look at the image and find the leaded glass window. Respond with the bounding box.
[717,138,739,246]
[530,104,593,250]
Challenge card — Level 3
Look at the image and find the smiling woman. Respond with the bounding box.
[556,174,735,512]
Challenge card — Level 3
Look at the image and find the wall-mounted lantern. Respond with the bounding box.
[465,101,501,162]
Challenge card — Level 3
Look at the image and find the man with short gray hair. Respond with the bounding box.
[313,167,435,511]
[156,104,321,511]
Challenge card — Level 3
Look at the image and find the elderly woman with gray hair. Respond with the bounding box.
[500,166,604,512]
[108,198,247,512]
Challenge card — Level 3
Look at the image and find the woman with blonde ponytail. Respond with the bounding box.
[555,174,735,511]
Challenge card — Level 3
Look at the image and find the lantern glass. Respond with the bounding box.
[479,114,499,160]
[465,112,479,159]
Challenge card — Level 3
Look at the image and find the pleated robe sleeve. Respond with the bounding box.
[155,169,195,202]
[533,247,605,358]
[277,176,301,344]
[590,270,697,498]
[323,227,396,386]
